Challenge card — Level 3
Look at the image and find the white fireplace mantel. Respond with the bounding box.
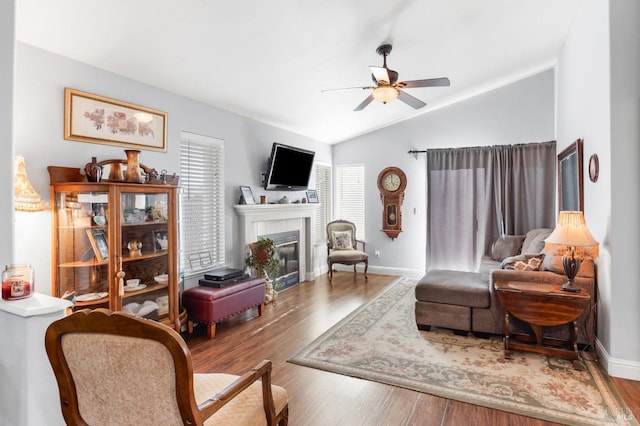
[235,203,319,281]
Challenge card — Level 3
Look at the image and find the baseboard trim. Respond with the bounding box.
[320,264,423,279]
[596,338,640,380]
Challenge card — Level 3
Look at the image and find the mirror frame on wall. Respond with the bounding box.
[557,138,584,212]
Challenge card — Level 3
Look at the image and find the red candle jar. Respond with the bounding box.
[2,264,34,300]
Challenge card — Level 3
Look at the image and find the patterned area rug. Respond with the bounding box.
[288,277,638,426]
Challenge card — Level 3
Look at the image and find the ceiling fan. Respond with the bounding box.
[323,44,450,111]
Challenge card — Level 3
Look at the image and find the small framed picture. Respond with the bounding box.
[306,189,319,203]
[86,229,109,262]
[152,230,169,252]
[239,186,255,205]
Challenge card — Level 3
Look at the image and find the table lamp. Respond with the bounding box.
[544,211,599,292]
[14,155,45,212]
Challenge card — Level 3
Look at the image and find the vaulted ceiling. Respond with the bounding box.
[16,0,581,144]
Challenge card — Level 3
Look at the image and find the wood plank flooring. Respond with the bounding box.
[184,273,639,426]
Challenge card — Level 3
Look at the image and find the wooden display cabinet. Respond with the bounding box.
[48,166,183,330]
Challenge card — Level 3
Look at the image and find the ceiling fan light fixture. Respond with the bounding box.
[372,86,398,104]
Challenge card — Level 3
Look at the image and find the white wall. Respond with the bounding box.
[1,0,15,267]
[555,0,612,349]
[556,0,639,380]
[333,70,555,277]
[14,43,332,295]
[609,0,640,376]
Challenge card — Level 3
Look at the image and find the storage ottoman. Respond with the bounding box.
[415,269,490,334]
[182,277,265,339]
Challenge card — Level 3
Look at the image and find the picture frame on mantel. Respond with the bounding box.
[557,138,584,212]
[239,186,256,205]
[64,87,168,152]
[306,189,319,203]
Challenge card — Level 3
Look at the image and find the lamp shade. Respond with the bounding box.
[372,86,398,104]
[545,211,599,257]
[14,155,45,212]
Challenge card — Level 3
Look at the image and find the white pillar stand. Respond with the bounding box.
[0,294,72,426]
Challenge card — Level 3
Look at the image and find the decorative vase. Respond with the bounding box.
[84,157,102,182]
[262,271,277,304]
[108,163,123,181]
[124,149,144,183]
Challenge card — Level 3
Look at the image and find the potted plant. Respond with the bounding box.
[245,237,282,303]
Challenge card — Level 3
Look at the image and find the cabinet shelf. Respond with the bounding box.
[123,251,168,263]
[58,251,168,268]
[122,221,168,228]
[74,298,109,308]
[59,259,106,268]
[122,282,168,297]
[57,225,107,230]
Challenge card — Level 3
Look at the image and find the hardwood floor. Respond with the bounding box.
[184,273,639,426]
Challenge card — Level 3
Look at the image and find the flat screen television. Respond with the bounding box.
[264,143,315,191]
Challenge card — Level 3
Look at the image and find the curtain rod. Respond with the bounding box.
[407,150,427,159]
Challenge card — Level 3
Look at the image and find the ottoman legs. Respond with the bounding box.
[188,302,265,339]
[207,323,217,339]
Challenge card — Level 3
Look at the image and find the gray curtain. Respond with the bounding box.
[426,141,556,272]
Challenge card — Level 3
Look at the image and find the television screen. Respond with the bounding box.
[264,143,315,190]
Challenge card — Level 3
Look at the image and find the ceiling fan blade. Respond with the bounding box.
[397,90,426,109]
[354,94,375,111]
[400,77,451,88]
[321,86,371,92]
[369,66,390,84]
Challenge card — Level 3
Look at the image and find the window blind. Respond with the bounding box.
[180,132,225,276]
[335,164,365,240]
[314,163,332,243]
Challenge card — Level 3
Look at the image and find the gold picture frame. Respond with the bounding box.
[64,88,167,152]
[152,230,169,252]
[557,138,584,212]
[86,229,109,263]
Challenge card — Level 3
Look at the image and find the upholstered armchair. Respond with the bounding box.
[326,219,368,281]
[45,309,288,425]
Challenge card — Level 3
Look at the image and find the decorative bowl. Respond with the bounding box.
[154,274,169,284]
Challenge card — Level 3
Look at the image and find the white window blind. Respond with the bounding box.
[314,163,332,243]
[335,164,365,240]
[180,132,225,276]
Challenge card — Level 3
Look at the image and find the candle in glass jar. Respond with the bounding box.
[2,264,34,300]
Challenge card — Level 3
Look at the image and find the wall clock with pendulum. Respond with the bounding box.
[377,166,407,239]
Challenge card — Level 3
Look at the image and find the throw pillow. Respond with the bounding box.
[490,235,525,261]
[331,230,352,250]
[521,228,553,254]
[500,253,545,271]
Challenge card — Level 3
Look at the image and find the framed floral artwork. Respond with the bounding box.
[64,88,167,152]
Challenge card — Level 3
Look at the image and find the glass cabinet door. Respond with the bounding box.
[119,191,171,321]
[53,190,110,306]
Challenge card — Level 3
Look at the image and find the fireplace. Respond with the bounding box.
[234,204,319,282]
[259,230,299,290]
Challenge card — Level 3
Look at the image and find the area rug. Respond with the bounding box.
[288,277,638,426]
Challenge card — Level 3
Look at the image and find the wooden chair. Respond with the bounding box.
[45,308,288,425]
[326,219,368,282]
